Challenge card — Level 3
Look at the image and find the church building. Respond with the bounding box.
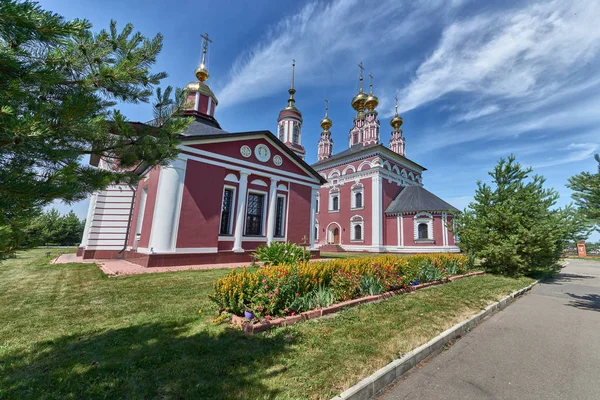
[77,38,325,267]
[312,65,459,253]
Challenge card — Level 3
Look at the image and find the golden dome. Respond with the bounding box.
[351,91,368,112]
[365,94,378,111]
[320,115,332,130]
[390,114,403,129]
[195,65,209,82]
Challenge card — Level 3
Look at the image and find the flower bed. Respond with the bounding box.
[209,254,474,326]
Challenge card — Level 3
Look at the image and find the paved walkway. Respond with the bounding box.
[53,253,333,276]
[53,253,258,276]
[381,258,600,400]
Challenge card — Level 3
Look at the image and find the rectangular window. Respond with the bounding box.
[275,196,285,237]
[245,193,265,235]
[219,188,234,235]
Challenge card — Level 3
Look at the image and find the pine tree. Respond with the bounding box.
[0,1,191,256]
[453,155,586,276]
[567,154,600,232]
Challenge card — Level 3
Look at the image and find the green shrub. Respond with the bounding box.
[253,241,310,266]
[359,275,384,296]
[419,262,444,282]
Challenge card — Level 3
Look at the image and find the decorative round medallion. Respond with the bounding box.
[273,155,283,166]
[240,145,251,158]
[254,144,271,162]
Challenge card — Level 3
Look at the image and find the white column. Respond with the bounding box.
[80,193,98,248]
[148,158,186,253]
[194,92,200,112]
[442,212,448,247]
[266,178,279,244]
[371,174,382,250]
[400,213,404,247]
[309,188,318,249]
[232,171,250,252]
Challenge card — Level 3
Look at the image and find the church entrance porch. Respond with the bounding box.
[327,223,341,245]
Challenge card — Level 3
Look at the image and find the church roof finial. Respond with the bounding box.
[365,72,379,111]
[195,33,212,82]
[390,95,403,129]
[286,59,297,109]
[320,99,332,130]
[351,62,368,113]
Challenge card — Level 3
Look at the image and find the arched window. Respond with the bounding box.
[355,192,362,208]
[332,196,339,211]
[293,125,300,144]
[418,223,428,239]
[354,224,362,240]
[278,124,284,141]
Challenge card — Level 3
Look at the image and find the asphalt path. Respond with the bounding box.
[380,258,600,400]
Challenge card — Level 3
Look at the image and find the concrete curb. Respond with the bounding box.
[331,279,540,400]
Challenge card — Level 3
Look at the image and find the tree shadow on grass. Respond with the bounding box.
[0,322,295,399]
[566,292,600,312]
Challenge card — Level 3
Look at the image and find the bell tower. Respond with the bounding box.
[277,60,305,159]
[389,96,406,156]
[317,100,334,161]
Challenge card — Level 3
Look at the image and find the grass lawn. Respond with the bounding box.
[0,249,533,399]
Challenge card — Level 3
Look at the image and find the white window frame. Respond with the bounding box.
[244,189,268,236]
[219,185,237,236]
[315,193,320,214]
[274,193,287,238]
[314,219,319,242]
[414,212,434,243]
[350,215,364,242]
[329,188,340,213]
[351,183,364,210]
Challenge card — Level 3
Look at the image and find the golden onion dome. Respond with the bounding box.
[195,66,209,82]
[351,91,368,112]
[365,93,379,111]
[390,114,403,129]
[320,115,332,130]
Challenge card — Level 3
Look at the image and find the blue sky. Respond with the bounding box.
[41,0,600,240]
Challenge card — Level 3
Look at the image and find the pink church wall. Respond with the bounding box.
[287,182,312,244]
[128,166,161,249]
[176,161,226,248]
[432,215,443,245]
[403,215,414,246]
[384,215,398,246]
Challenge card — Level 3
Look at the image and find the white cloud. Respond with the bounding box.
[532,143,599,168]
[454,104,500,122]
[397,0,600,113]
[216,0,463,108]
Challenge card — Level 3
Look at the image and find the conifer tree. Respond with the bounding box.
[453,156,586,276]
[0,1,191,256]
[567,154,600,232]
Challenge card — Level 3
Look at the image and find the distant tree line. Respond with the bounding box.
[21,209,85,247]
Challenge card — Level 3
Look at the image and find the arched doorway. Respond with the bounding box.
[327,223,341,244]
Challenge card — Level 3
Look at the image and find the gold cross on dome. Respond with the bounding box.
[358,62,364,78]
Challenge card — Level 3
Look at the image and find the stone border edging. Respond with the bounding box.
[231,271,486,334]
[331,279,539,400]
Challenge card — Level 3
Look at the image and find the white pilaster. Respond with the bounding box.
[233,171,250,252]
[371,174,382,249]
[309,188,317,249]
[80,193,98,248]
[442,212,448,247]
[148,158,186,253]
[194,92,200,112]
[266,178,279,244]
